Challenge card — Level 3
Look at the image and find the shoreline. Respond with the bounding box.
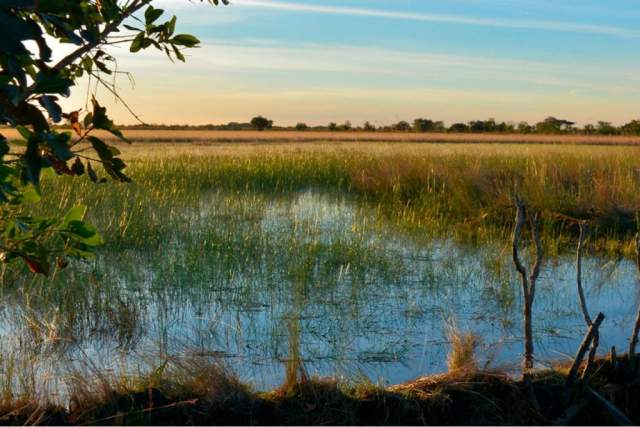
[2,354,638,425]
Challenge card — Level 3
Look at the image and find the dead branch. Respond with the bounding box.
[574,221,599,378]
[566,312,605,389]
[512,199,543,372]
[576,221,592,325]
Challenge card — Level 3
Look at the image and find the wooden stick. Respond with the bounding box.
[576,221,592,325]
[512,199,543,373]
[567,312,605,388]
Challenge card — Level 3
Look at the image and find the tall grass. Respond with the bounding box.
[31,142,640,255]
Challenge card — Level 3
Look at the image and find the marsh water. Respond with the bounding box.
[1,190,639,395]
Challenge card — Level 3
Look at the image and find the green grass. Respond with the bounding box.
[30,143,640,258]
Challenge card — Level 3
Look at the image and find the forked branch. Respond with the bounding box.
[512,199,543,372]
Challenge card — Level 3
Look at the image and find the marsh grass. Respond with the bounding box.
[2,141,640,422]
[24,142,640,258]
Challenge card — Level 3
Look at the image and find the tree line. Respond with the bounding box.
[111,116,640,135]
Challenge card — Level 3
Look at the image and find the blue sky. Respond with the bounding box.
[68,0,640,126]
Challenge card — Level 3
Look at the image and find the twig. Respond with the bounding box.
[566,312,605,389]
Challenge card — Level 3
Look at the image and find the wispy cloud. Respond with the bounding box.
[233,0,640,38]
[116,38,640,97]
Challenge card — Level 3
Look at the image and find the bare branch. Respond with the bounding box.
[566,312,605,388]
[512,198,542,373]
[576,221,592,326]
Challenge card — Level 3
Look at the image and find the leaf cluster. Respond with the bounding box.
[0,0,226,275]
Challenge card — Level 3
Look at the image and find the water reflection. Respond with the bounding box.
[0,190,639,395]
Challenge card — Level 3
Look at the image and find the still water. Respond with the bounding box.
[1,190,638,395]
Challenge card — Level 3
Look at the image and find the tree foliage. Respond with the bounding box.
[250,116,273,131]
[0,0,227,276]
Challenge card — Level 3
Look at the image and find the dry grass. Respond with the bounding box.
[3,129,640,145]
[446,329,479,373]
[5,355,640,425]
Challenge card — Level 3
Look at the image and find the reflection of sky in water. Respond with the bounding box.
[1,190,640,394]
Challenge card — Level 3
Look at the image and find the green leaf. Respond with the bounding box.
[44,132,73,160]
[64,220,103,246]
[87,135,114,161]
[145,6,164,27]
[171,34,200,47]
[130,32,145,53]
[91,98,131,143]
[62,205,86,227]
[33,69,73,94]
[38,95,62,122]
[20,187,41,203]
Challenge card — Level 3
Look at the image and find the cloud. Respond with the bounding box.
[167,40,639,95]
[233,0,640,38]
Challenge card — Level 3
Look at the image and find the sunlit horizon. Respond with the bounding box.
[61,0,640,126]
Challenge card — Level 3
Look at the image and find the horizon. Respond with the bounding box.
[59,0,640,126]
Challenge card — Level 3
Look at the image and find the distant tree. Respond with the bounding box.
[295,122,308,131]
[392,121,412,132]
[621,120,640,135]
[469,120,486,133]
[328,122,338,132]
[363,121,376,132]
[449,123,470,133]
[497,122,513,133]
[250,116,273,131]
[535,117,575,134]
[583,124,596,135]
[517,121,533,134]
[413,118,435,133]
[596,121,617,135]
[432,121,446,132]
[339,121,352,131]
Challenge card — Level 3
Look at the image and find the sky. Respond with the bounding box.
[63,0,640,126]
